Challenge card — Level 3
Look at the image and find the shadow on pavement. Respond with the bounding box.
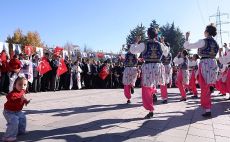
[25,103,142,117]
[15,100,230,142]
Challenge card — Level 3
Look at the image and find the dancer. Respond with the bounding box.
[173,50,189,101]
[188,54,200,98]
[160,40,172,104]
[2,76,30,142]
[122,37,143,104]
[215,58,227,96]
[184,24,219,117]
[130,28,169,118]
[218,47,230,99]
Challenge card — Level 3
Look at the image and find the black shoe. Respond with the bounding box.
[202,112,212,117]
[180,98,187,101]
[210,86,215,93]
[131,87,134,94]
[187,92,193,95]
[191,95,198,99]
[162,100,168,104]
[127,100,131,104]
[153,94,157,102]
[144,112,153,119]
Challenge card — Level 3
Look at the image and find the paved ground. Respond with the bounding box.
[0,88,230,142]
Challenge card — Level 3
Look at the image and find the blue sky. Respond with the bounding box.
[0,0,230,53]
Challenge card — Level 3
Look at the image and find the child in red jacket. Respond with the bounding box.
[2,76,30,142]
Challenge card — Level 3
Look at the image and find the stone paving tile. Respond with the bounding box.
[124,138,155,142]
[215,136,230,142]
[190,123,213,131]
[89,134,127,142]
[164,118,190,131]
[158,129,187,139]
[1,88,230,142]
[142,120,169,130]
[128,127,160,141]
[156,134,186,142]
[214,128,230,138]
[213,123,230,131]
[188,127,215,139]
[107,126,135,137]
[185,135,215,142]
[118,121,143,129]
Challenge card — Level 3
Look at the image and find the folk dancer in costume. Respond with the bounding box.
[188,54,200,98]
[184,24,219,117]
[130,28,169,119]
[160,40,172,104]
[215,43,229,96]
[217,47,230,99]
[173,50,189,101]
[122,40,141,104]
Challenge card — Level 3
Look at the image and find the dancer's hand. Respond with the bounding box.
[25,99,31,106]
[219,48,223,52]
[185,32,190,41]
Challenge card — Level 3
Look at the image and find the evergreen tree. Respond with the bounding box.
[150,20,160,30]
[160,23,185,58]
[126,24,147,45]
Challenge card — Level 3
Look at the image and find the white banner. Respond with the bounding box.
[36,47,43,58]
[63,50,69,58]
[12,44,22,55]
[0,42,10,56]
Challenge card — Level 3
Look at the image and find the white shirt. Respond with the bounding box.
[130,42,169,57]
[219,52,230,65]
[188,60,199,67]
[173,57,184,65]
[184,40,205,49]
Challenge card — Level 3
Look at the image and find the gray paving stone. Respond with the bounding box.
[90,134,126,142]
[188,127,215,139]
[158,129,187,139]
[215,136,230,142]
[156,134,186,142]
[185,135,215,142]
[214,128,230,138]
[190,123,213,131]
[128,127,160,141]
[0,88,230,142]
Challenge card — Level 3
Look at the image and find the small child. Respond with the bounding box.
[2,76,30,142]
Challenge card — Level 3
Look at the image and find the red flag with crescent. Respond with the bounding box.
[37,57,52,75]
[57,58,67,76]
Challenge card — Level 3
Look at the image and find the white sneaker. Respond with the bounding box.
[2,137,17,142]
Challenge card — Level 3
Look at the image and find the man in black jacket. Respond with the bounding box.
[50,54,60,91]
[82,59,92,89]
[41,53,52,92]
[59,56,72,90]
[91,60,99,88]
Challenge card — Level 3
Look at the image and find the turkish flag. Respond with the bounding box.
[54,46,63,56]
[99,66,109,80]
[57,58,67,76]
[97,53,104,59]
[37,57,52,75]
[0,51,7,62]
[25,46,33,56]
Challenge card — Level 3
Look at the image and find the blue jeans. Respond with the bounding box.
[3,110,26,139]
